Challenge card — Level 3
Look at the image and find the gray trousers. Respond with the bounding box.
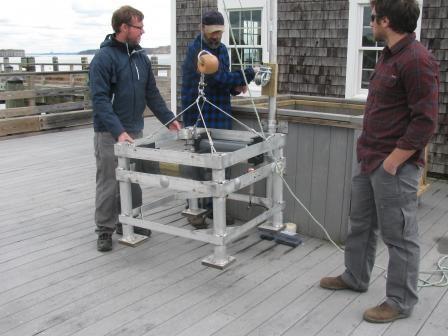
[94,132,143,234]
[341,162,421,315]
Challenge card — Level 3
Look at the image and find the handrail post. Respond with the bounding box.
[52,56,59,71]
[151,56,158,77]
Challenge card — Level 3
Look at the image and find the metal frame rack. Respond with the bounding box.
[115,127,286,269]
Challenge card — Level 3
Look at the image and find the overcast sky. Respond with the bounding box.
[0,0,171,53]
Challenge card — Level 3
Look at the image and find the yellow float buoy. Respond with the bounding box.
[197,50,219,74]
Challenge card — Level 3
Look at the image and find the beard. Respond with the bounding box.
[126,40,139,48]
[126,34,141,49]
[203,36,221,49]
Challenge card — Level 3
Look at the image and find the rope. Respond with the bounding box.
[418,255,448,287]
[195,99,217,154]
[200,0,203,51]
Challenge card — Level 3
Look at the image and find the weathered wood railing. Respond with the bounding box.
[0,63,171,137]
[0,56,90,72]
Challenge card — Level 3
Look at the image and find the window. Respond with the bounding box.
[345,0,423,100]
[228,9,263,71]
[360,6,385,89]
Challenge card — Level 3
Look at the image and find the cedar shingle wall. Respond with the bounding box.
[176,0,217,112]
[277,0,349,97]
[421,1,448,175]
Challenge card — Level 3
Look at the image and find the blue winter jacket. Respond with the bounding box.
[181,34,255,130]
[89,34,174,139]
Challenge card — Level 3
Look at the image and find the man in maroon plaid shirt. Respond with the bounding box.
[320,0,439,323]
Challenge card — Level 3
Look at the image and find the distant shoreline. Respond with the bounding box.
[28,45,171,56]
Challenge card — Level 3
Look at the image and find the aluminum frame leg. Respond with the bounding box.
[182,197,208,217]
[202,168,235,269]
[272,148,284,229]
[258,148,285,234]
[117,156,148,247]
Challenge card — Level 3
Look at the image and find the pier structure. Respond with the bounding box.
[0,49,25,57]
[0,56,170,137]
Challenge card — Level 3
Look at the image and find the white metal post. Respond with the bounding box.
[202,166,235,269]
[170,0,177,114]
[272,147,284,229]
[117,150,148,246]
[264,0,280,229]
[267,0,278,135]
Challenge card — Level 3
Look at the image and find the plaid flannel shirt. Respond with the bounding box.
[357,33,439,174]
[181,34,255,130]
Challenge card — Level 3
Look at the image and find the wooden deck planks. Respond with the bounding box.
[0,118,447,336]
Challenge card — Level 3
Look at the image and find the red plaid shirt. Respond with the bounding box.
[357,33,439,174]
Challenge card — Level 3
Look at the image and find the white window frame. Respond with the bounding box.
[226,8,264,71]
[345,0,423,101]
[218,0,268,96]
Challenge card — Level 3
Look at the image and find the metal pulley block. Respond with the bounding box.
[254,66,272,87]
[178,126,197,140]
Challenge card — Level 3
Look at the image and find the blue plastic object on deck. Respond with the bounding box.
[258,227,302,247]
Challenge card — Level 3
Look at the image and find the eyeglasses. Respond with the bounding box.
[370,14,377,22]
[127,23,144,31]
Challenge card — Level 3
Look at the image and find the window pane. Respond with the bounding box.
[230,47,262,70]
[230,28,241,45]
[361,49,381,88]
[252,48,262,64]
[363,6,371,27]
[243,29,253,45]
[229,11,239,27]
[363,27,375,47]
[228,9,262,46]
[242,10,251,24]
[252,10,261,25]
[362,50,378,69]
[231,48,243,65]
[242,49,251,63]
[362,6,374,47]
[361,70,374,89]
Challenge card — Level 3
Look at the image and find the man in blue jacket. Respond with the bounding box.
[181,10,256,129]
[181,10,257,227]
[90,5,181,252]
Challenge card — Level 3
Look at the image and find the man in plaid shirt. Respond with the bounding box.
[320,0,439,323]
[181,10,256,130]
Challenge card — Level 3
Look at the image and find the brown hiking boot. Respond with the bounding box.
[363,302,408,323]
[320,275,352,290]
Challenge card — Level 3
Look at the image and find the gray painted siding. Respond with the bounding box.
[232,114,357,243]
[284,122,356,242]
